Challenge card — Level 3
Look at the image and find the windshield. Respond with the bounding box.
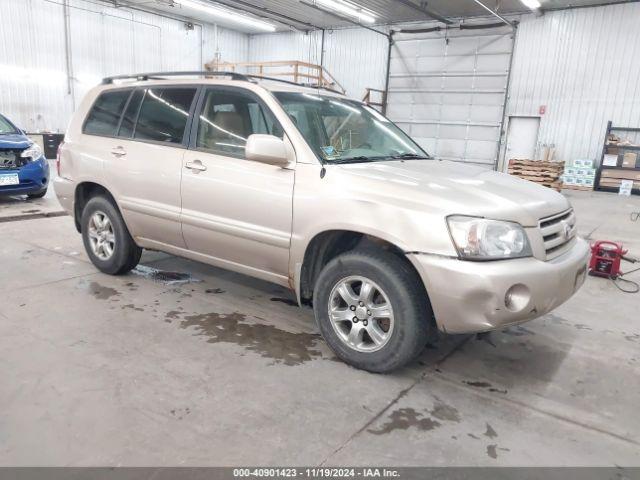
[273,92,429,164]
[0,115,18,135]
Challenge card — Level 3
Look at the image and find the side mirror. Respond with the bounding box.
[245,134,289,167]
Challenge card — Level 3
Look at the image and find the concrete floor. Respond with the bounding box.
[1,172,639,466]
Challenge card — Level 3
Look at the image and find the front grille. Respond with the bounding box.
[539,209,577,260]
[0,149,28,169]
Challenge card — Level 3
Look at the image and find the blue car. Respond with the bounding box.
[0,113,50,199]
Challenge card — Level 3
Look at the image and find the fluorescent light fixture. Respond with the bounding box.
[520,0,541,9]
[177,0,276,32]
[315,0,376,24]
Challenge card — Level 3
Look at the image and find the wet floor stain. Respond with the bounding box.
[205,288,225,294]
[122,304,144,312]
[429,401,460,423]
[463,380,507,395]
[270,297,298,307]
[486,444,510,459]
[464,381,492,388]
[176,311,323,366]
[624,333,639,343]
[132,265,200,285]
[368,408,441,435]
[574,323,593,331]
[484,423,498,439]
[86,282,120,300]
[170,407,191,420]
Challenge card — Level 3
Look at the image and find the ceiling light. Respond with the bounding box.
[520,0,541,10]
[177,0,276,32]
[315,0,376,24]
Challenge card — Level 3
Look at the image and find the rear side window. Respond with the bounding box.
[118,89,144,138]
[83,90,131,136]
[134,88,196,144]
[196,89,282,158]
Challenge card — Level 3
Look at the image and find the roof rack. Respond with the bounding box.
[244,74,344,94]
[100,70,345,95]
[101,71,250,84]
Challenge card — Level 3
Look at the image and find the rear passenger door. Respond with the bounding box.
[102,86,198,248]
[180,86,294,284]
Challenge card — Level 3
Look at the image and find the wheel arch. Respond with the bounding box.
[73,182,118,232]
[297,229,430,309]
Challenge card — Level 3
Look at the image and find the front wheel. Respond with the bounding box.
[313,249,432,373]
[81,195,142,275]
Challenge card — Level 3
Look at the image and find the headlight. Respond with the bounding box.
[447,215,532,260]
[20,143,42,159]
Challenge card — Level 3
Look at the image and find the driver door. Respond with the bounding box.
[180,86,294,285]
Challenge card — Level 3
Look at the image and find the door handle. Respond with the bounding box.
[110,146,126,157]
[185,160,207,172]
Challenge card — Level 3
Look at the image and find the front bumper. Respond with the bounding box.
[409,237,590,334]
[0,156,49,196]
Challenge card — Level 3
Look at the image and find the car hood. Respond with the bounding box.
[0,133,31,150]
[336,159,570,227]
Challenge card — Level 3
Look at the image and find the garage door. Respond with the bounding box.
[386,26,514,168]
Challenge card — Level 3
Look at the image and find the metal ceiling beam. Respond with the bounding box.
[205,0,322,31]
[300,1,391,38]
[393,0,453,25]
[470,0,517,29]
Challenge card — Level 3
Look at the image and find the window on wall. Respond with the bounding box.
[196,89,282,158]
[133,88,197,144]
[83,89,131,136]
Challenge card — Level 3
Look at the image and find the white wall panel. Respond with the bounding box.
[0,0,249,132]
[504,2,640,167]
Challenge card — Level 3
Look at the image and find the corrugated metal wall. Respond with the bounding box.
[504,2,640,168]
[248,27,388,100]
[0,0,249,132]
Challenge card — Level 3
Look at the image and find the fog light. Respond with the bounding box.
[504,284,530,312]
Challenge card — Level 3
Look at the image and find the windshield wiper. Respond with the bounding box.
[330,156,383,164]
[388,153,431,160]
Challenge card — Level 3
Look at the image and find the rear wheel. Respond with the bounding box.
[313,249,432,373]
[81,195,142,275]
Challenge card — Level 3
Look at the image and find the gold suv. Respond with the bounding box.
[55,72,589,372]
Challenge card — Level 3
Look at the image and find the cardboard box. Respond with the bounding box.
[603,154,619,167]
[600,168,640,181]
[622,152,637,168]
[562,175,577,185]
[573,159,594,168]
[564,167,577,175]
[619,179,634,196]
[599,178,640,189]
[576,168,596,177]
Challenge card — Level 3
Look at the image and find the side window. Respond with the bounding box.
[196,89,282,158]
[134,88,197,144]
[118,89,144,138]
[83,89,131,136]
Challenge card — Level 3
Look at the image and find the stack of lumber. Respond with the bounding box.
[508,159,565,192]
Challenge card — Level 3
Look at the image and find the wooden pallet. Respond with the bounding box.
[562,185,594,191]
[508,159,565,192]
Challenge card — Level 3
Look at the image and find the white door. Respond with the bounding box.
[505,116,540,162]
[386,26,515,167]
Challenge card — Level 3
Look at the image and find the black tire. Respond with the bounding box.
[27,188,47,199]
[313,249,432,373]
[81,195,142,275]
